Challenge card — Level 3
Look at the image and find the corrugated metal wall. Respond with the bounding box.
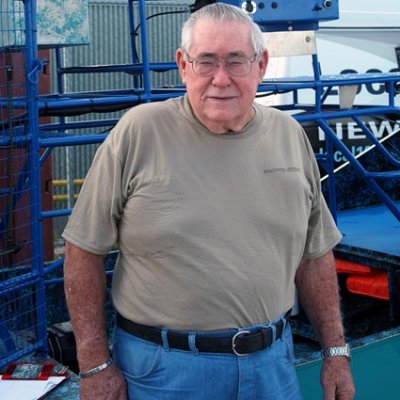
[51,0,191,238]
[60,0,191,91]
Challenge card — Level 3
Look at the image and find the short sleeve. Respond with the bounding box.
[301,130,342,259]
[62,134,125,254]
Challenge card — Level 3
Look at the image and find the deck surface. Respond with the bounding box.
[297,328,400,399]
[337,203,400,259]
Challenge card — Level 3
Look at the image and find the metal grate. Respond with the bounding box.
[0,0,46,368]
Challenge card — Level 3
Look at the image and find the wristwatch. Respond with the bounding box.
[321,343,351,360]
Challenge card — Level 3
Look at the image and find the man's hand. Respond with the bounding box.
[80,364,127,400]
[321,357,355,400]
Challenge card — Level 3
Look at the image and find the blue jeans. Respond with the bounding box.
[112,318,303,400]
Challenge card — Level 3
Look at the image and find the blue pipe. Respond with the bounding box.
[43,258,64,275]
[58,62,177,74]
[325,136,338,222]
[40,119,117,131]
[24,0,48,357]
[138,0,152,98]
[41,208,73,219]
[352,116,400,168]
[39,133,107,147]
[294,106,400,123]
[0,273,40,295]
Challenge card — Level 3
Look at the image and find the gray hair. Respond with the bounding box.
[181,3,265,57]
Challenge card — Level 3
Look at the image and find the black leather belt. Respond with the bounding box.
[116,311,290,356]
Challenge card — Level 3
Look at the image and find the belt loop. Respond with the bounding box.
[161,328,170,351]
[281,314,287,331]
[188,332,199,354]
[281,309,290,333]
[270,324,277,343]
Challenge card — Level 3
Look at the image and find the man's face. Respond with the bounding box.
[176,19,268,134]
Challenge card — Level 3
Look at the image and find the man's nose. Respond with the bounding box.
[211,63,232,86]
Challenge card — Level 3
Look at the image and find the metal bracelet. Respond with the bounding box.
[321,343,351,360]
[79,358,113,378]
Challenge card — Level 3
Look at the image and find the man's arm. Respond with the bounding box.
[64,242,126,400]
[295,250,355,400]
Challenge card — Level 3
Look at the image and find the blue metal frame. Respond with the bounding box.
[0,0,47,368]
[25,0,48,358]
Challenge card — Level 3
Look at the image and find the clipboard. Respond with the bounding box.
[0,361,69,400]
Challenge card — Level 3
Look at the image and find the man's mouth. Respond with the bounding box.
[206,96,236,101]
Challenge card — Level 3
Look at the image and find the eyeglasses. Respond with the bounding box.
[185,53,258,77]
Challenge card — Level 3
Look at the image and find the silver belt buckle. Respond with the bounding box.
[232,330,251,356]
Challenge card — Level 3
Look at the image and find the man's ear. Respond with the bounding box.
[176,48,188,84]
[258,49,269,83]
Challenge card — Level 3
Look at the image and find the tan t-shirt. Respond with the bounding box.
[62,96,342,330]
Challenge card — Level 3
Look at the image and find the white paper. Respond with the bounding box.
[0,375,66,400]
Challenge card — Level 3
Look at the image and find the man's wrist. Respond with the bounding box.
[79,358,113,378]
[321,343,351,360]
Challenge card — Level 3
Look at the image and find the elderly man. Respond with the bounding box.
[63,3,355,400]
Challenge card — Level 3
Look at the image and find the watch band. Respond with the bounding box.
[321,343,351,359]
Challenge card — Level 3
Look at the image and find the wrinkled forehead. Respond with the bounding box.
[194,50,251,58]
[189,19,254,55]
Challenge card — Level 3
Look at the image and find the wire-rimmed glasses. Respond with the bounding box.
[185,53,258,77]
